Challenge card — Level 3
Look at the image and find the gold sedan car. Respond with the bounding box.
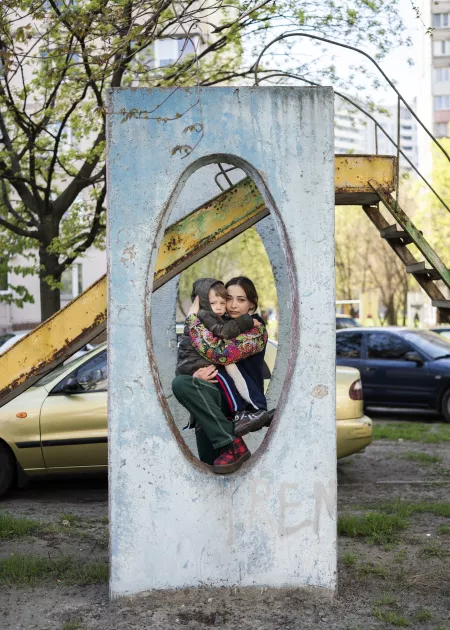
[0,344,108,497]
[264,340,373,458]
[0,340,372,497]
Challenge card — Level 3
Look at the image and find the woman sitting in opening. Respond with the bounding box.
[172,276,271,474]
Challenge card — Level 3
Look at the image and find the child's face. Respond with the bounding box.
[208,289,226,316]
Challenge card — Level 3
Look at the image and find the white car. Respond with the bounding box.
[0,330,94,361]
[0,331,31,354]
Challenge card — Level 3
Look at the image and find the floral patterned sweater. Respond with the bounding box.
[186,313,267,366]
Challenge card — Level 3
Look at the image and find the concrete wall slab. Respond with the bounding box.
[107,87,336,597]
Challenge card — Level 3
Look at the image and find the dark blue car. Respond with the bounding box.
[336,328,450,422]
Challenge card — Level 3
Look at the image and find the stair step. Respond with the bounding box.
[432,300,450,309]
[380,224,413,245]
[406,262,442,281]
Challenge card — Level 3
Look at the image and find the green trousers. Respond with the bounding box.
[172,375,235,463]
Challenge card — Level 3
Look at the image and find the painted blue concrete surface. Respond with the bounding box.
[107,87,336,597]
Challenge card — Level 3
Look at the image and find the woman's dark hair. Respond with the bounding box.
[225,276,258,312]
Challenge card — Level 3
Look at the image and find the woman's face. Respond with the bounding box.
[226,284,254,318]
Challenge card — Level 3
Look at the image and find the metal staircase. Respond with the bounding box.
[252,32,450,326]
[367,184,450,319]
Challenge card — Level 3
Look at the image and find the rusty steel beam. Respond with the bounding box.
[0,276,107,407]
[153,177,268,289]
[0,179,268,407]
[0,155,397,407]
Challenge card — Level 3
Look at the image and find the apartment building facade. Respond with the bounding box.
[430,4,450,139]
[334,95,377,154]
[416,0,450,174]
[376,102,419,174]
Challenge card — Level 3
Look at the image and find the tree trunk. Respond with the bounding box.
[402,279,408,326]
[386,296,397,325]
[39,248,61,321]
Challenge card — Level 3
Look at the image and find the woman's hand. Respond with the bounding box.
[188,295,200,316]
[193,365,218,383]
[253,318,261,327]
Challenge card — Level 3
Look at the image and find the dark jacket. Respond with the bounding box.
[175,278,254,376]
[197,308,254,340]
[215,313,268,414]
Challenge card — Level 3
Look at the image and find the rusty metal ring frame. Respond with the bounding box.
[256,71,450,215]
[253,32,450,166]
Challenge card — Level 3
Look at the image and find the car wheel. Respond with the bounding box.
[0,442,16,498]
[442,389,450,423]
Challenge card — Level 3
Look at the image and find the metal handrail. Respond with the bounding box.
[256,71,450,214]
[253,32,450,165]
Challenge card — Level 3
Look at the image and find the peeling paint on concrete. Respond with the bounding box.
[107,87,336,597]
[312,385,329,399]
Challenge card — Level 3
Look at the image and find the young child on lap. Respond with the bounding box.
[194,279,271,434]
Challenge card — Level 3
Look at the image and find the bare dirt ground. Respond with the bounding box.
[1,415,449,630]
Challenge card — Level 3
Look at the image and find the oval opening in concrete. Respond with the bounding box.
[147,160,291,471]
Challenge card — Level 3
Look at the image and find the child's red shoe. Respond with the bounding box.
[213,437,250,474]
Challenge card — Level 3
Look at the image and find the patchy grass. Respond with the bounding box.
[0,512,41,539]
[373,423,450,443]
[413,609,433,622]
[422,541,447,559]
[60,514,82,527]
[357,562,389,579]
[373,606,409,627]
[338,512,407,545]
[0,555,108,586]
[33,517,108,551]
[342,552,358,566]
[374,593,397,606]
[377,500,450,519]
[394,549,407,564]
[438,524,450,535]
[401,452,442,464]
[62,622,83,630]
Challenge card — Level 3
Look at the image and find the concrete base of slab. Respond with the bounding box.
[110,584,337,603]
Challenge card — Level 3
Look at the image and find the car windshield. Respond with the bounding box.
[336,317,360,329]
[0,333,14,347]
[35,346,105,386]
[400,330,450,359]
[434,329,450,342]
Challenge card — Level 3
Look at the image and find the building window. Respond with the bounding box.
[435,67,450,82]
[434,95,450,110]
[154,37,197,68]
[433,40,450,56]
[435,122,449,137]
[433,13,450,28]
[61,263,82,300]
[335,135,356,144]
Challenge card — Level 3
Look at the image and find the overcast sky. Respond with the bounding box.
[381,0,425,104]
